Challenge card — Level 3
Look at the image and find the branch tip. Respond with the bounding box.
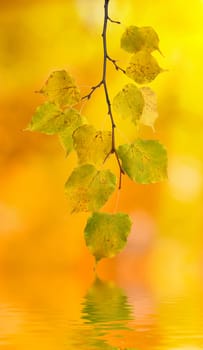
[81,81,103,101]
[107,55,126,74]
[107,16,121,24]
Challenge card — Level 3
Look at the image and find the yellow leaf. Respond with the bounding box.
[121,26,143,53]
[138,26,161,53]
[58,109,85,155]
[39,70,80,108]
[65,164,116,213]
[121,25,161,54]
[140,86,158,130]
[73,125,112,166]
[126,50,163,84]
[118,139,168,184]
[113,83,144,125]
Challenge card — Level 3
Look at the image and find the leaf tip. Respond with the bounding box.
[157,47,164,57]
[160,67,169,74]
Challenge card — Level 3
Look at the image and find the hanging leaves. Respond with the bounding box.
[73,125,112,166]
[26,7,168,266]
[140,86,158,130]
[121,25,161,54]
[84,212,132,262]
[39,70,81,108]
[65,164,116,213]
[126,50,163,84]
[118,139,167,184]
[113,83,144,125]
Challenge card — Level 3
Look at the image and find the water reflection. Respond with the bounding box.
[68,276,162,349]
[0,272,203,349]
[82,277,133,327]
[71,276,134,349]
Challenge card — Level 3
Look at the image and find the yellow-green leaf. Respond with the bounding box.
[65,164,116,213]
[138,26,161,53]
[121,25,161,54]
[84,212,132,262]
[113,83,144,125]
[126,50,163,84]
[118,139,167,184]
[58,109,85,155]
[73,125,112,166]
[26,102,65,134]
[26,103,83,136]
[39,70,81,108]
[59,129,73,156]
[121,26,143,53]
[140,86,158,130]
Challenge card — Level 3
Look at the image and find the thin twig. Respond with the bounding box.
[81,80,103,100]
[81,0,124,189]
[102,0,124,189]
[107,16,121,24]
[102,149,124,189]
[107,55,126,74]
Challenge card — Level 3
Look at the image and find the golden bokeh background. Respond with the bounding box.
[0,0,203,349]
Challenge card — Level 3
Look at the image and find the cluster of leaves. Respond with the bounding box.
[114,26,167,187]
[26,22,167,264]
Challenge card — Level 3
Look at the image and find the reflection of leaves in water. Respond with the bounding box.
[68,326,117,349]
[82,277,133,330]
[68,278,137,350]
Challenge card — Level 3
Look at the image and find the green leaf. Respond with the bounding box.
[84,212,132,261]
[126,50,163,84]
[39,70,81,108]
[26,102,83,136]
[121,26,143,53]
[140,86,158,130]
[118,139,167,184]
[65,164,116,213]
[58,109,85,155]
[113,84,144,125]
[73,125,112,166]
[121,25,161,54]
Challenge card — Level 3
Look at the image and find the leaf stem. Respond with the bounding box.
[107,16,121,24]
[81,81,103,100]
[107,55,126,74]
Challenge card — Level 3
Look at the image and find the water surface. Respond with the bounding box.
[0,273,203,350]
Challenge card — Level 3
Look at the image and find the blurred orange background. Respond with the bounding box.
[0,1,203,348]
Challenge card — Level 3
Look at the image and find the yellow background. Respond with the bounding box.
[0,0,203,349]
